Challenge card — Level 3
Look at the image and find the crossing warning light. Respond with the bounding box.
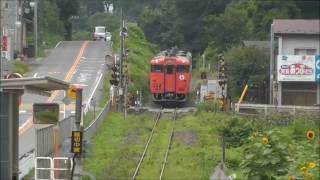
[110,65,119,86]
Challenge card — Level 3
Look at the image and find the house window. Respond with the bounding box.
[294,48,316,55]
[4,2,9,9]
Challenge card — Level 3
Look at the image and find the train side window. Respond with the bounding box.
[166,65,174,74]
[177,65,189,73]
[151,65,163,72]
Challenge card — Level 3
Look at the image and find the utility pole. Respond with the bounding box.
[29,0,37,57]
[269,23,274,105]
[20,0,24,54]
[0,0,3,83]
[118,9,124,112]
[124,74,127,120]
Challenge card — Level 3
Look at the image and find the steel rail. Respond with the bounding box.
[132,107,163,180]
[159,108,177,180]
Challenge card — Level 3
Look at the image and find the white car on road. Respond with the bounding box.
[93,26,106,41]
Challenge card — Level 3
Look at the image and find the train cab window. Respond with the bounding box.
[166,65,174,74]
[177,65,189,73]
[151,65,163,72]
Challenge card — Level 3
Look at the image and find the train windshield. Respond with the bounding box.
[151,65,163,72]
[166,65,174,74]
[177,65,189,73]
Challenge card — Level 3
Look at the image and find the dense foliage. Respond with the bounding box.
[135,0,320,53]
[125,0,319,101]
[111,25,158,100]
[225,46,269,102]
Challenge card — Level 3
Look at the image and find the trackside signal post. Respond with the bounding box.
[110,9,129,113]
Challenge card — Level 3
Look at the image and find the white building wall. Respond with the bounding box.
[281,34,320,55]
[279,34,320,105]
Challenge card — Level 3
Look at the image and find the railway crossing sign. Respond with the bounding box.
[67,85,77,100]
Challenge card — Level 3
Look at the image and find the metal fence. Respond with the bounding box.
[236,103,320,116]
[36,125,54,157]
[84,100,111,140]
[35,100,112,157]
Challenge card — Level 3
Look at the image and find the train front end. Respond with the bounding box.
[150,51,192,106]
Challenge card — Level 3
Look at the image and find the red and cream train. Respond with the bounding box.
[149,49,192,106]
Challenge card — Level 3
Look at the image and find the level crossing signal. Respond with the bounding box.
[110,65,120,86]
[218,55,226,87]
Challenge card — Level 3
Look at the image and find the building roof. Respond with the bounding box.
[242,41,270,49]
[273,19,320,34]
[0,76,69,96]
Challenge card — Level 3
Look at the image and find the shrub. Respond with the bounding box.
[72,31,91,40]
[219,117,253,148]
[196,100,221,114]
[240,128,290,179]
[12,61,30,75]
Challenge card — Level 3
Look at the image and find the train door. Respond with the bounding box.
[176,65,189,94]
[164,65,176,97]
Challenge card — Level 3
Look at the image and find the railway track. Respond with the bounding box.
[132,107,177,180]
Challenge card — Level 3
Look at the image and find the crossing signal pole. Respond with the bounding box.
[218,55,227,110]
[118,9,124,112]
[117,9,128,112]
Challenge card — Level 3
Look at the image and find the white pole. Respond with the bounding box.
[63,91,66,118]
[34,0,37,57]
[270,23,274,104]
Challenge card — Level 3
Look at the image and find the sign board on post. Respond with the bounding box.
[33,103,59,124]
[71,131,83,154]
[277,55,316,82]
[67,85,77,100]
[316,55,320,82]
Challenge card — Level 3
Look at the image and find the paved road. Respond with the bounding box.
[19,41,112,177]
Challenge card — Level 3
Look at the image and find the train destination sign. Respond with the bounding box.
[71,131,83,154]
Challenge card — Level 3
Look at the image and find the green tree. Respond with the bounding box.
[40,0,65,47]
[224,46,269,102]
[293,0,320,18]
[204,4,250,52]
[247,0,300,39]
[56,0,80,40]
[85,0,104,16]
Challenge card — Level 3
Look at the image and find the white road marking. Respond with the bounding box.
[55,41,62,48]
[19,110,27,113]
[84,73,103,114]
[33,73,37,77]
